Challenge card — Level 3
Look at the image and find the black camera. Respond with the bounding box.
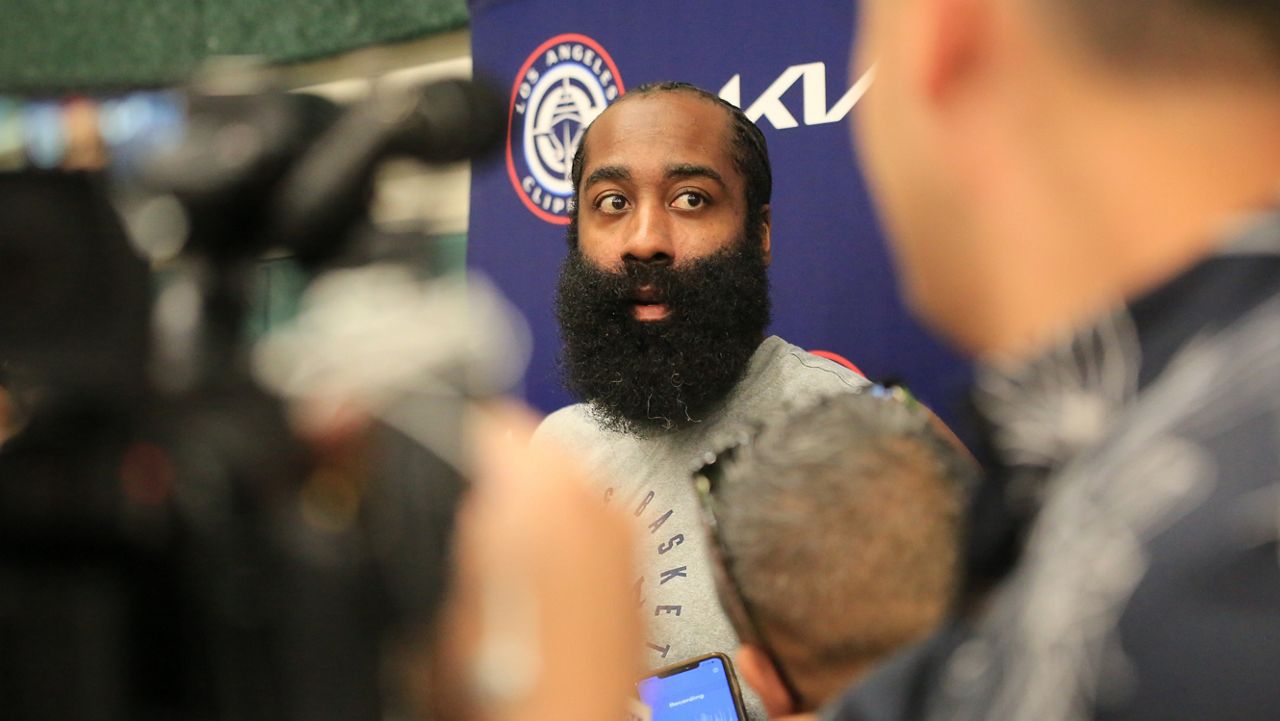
[0,77,505,721]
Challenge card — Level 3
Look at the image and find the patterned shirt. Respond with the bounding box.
[827,209,1280,721]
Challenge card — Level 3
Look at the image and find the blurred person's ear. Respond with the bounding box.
[919,0,988,104]
[736,644,796,718]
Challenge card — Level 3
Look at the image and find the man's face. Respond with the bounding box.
[575,92,768,316]
[555,92,772,434]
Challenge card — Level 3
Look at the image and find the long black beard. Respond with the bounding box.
[554,237,771,436]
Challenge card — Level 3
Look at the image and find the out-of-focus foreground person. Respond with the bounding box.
[830,1,1280,721]
[409,404,643,721]
[700,391,974,719]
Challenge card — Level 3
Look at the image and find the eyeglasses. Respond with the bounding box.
[693,431,806,709]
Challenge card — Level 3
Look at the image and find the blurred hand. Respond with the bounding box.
[422,401,642,721]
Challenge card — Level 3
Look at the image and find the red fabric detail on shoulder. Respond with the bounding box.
[807,349,864,378]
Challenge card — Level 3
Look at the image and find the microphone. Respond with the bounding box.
[269,78,504,265]
[385,78,507,163]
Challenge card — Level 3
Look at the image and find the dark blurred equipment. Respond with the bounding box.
[0,76,504,721]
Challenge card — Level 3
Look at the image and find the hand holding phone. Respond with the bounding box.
[637,652,747,721]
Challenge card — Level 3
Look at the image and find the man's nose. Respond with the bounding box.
[620,202,674,266]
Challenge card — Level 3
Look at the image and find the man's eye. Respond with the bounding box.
[596,193,630,213]
[672,192,708,210]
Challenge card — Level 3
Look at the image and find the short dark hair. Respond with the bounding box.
[566,81,772,246]
[1045,0,1280,75]
[714,391,975,699]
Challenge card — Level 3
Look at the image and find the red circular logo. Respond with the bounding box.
[505,34,625,225]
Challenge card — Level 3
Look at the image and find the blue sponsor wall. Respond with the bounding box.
[467,0,972,425]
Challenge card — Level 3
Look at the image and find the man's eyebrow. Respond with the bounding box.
[665,163,726,188]
[584,165,631,189]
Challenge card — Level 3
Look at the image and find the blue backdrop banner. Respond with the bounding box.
[467,0,971,423]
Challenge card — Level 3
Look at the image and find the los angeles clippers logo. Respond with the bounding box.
[506,34,624,225]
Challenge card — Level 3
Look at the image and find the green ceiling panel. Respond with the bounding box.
[0,0,469,94]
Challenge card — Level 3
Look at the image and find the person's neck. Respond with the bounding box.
[977,78,1280,364]
[786,656,871,718]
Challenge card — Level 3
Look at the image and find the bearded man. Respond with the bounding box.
[534,81,866,717]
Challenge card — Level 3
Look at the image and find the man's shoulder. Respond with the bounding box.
[533,403,599,446]
[740,336,869,405]
[533,403,652,454]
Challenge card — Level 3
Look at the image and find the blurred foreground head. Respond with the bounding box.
[708,391,975,715]
[853,0,1280,359]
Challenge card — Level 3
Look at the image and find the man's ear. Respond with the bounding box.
[759,204,772,266]
[920,0,986,103]
[736,645,794,717]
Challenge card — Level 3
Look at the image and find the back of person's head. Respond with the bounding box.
[710,390,975,713]
[1044,0,1280,78]
[853,0,1280,360]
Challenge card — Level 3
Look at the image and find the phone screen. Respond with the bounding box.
[637,654,744,721]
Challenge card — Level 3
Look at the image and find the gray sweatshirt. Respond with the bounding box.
[535,335,867,719]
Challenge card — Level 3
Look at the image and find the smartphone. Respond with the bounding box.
[636,652,747,721]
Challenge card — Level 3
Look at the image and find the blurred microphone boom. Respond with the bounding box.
[388,78,506,163]
[271,78,504,265]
